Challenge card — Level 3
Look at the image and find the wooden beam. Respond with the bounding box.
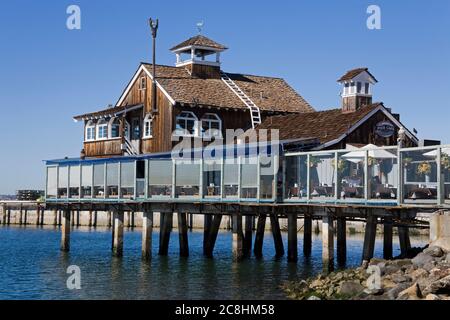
[287,213,298,262]
[203,214,213,256]
[112,210,125,257]
[383,216,393,259]
[232,213,244,262]
[178,212,189,257]
[322,213,334,273]
[362,213,377,265]
[254,214,266,258]
[142,211,153,261]
[243,215,253,257]
[159,212,173,256]
[204,214,223,258]
[303,212,312,257]
[336,215,347,266]
[60,209,71,252]
[270,213,284,258]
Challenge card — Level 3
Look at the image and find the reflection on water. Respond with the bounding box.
[0,226,428,300]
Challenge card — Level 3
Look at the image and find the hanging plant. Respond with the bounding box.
[441,154,450,171]
[309,156,321,168]
[331,159,347,172]
[417,161,432,176]
[368,157,377,167]
[403,157,413,167]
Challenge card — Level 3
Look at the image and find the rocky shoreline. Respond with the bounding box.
[283,246,450,300]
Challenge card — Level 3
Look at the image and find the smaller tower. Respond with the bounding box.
[338,68,378,113]
[170,35,228,79]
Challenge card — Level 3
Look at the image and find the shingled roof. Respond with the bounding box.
[338,68,378,82]
[170,35,228,51]
[136,63,314,113]
[74,104,143,121]
[256,103,383,145]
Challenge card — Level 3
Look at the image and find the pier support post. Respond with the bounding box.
[159,212,173,256]
[107,211,112,228]
[131,212,135,229]
[58,210,62,227]
[203,215,213,255]
[287,213,298,263]
[7,209,11,225]
[270,213,285,258]
[398,225,411,257]
[336,215,347,266]
[383,216,393,259]
[254,214,266,258]
[40,209,45,226]
[1,204,6,225]
[36,207,41,226]
[71,211,75,227]
[322,213,334,272]
[112,210,124,257]
[88,211,93,227]
[204,214,222,258]
[60,209,71,252]
[19,207,23,225]
[53,210,58,226]
[24,209,28,225]
[142,211,153,261]
[76,211,80,227]
[93,211,98,228]
[243,215,253,257]
[178,212,189,257]
[126,212,131,228]
[362,213,377,265]
[232,213,244,261]
[303,212,312,257]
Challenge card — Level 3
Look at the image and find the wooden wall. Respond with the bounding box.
[84,140,122,157]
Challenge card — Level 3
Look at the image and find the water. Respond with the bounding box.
[0,226,427,300]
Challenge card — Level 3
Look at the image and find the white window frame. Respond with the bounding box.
[109,117,121,139]
[201,113,222,138]
[85,120,96,142]
[138,76,147,91]
[96,119,109,140]
[175,111,199,137]
[143,114,153,139]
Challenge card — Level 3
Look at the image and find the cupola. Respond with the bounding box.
[170,35,228,79]
[338,68,378,113]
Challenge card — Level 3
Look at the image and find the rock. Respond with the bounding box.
[423,246,445,258]
[384,264,401,275]
[425,294,441,300]
[411,268,428,281]
[425,275,450,294]
[386,283,412,300]
[422,261,438,272]
[412,252,434,268]
[310,279,324,288]
[307,296,321,300]
[363,288,384,296]
[446,253,450,263]
[397,283,423,300]
[339,281,364,296]
[392,259,413,267]
[369,258,386,266]
[382,278,397,289]
[390,272,412,284]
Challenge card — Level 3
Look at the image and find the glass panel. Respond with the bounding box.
[241,158,258,199]
[58,166,68,198]
[442,149,450,202]
[402,149,437,203]
[136,160,146,198]
[176,161,200,198]
[203,160,221,198]
[284,155,307,200]
[148,160,172,198]
[223,159,239,198]
[260,156,274,200]
[121,162,135,199]
[46,167,57,199]
[368,148,398,200]
[81,165,92,198]
[69,166,80,198]
[338,151,365,201]
[93,164,105,198]
[106,163,119,198]
[309,153,336,200]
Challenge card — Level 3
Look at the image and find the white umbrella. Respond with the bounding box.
[423,148,450,157]
[342,144,396,162]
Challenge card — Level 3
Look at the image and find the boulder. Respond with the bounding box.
[390,272,412,284]
[412,252,434,268]
[425,294,441,300]
[391,259,413,268]
[339,281,364,297]
[425,275,450,295]
[397,283,423,300]
[446,253,450,263]
[384,264,401,275]
[386,283,412,300]
[423,246,445,258]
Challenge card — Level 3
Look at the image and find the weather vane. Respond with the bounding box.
[196,21,204,34]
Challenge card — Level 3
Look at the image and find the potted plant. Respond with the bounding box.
[417,161,432,176]
[309,156,321,168]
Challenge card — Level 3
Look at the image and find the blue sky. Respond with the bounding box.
[0,0,449,194]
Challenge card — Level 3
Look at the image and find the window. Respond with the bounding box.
[85,121,96,141]
[344,83,349,95]
[350,82,356,94]
[365,82,370,94]
[143,114,153,138]
[109,117,120,138]
[97,119,109,140]
[201,113,222,138]
[357,82,362,94]
[138,76,146,91]
[175,111,198,136]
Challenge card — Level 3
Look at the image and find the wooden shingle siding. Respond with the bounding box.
[84,140,122,157]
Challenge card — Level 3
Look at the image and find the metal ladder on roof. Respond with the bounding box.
[220,71,261,129]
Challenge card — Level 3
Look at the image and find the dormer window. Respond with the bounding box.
[138,76,146,91]
[96,119,108,140]
[365,82,370,94]
[143,114,153,138]
[357,82,362,94]
[175,111,198,136]
[201,113,222,138]
[86,121,96,141]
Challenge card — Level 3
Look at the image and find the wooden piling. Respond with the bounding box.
[53,210,58,226]
[303,213,312,257]
[19,206,23,225]
[36,207,41,226]
[126,212,131,228]
[204,214,222,258]
[254,214,266,258]
[130,212,135,229]
[93,211,98,228]
[270,213,285,258]
[71,211,75,227]
[362,213,377,264]
[23,209,28,225]
[287,213,298,263]
[7,209,11,225]
[232,213,244,262]
[336,216,347,266]
[203,214,213,255]
[58,210,62,226]
[159,212,173,256]
[178,212,189,257]
[398,225,411,257]
[322,214,334,272]
[243,215,253,257]
[1,204,6,225]
[88,211,93,227]
[40,209,45,226]
[107,211,112,228]
[112,210,124,257]
[76,211,80,227]
[142,211,153,261]
[383,216,393,259]
[60,209,71,252]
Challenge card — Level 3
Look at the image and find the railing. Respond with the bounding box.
[44,144,450,208]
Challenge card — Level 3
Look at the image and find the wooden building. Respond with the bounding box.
[74,35,314,158]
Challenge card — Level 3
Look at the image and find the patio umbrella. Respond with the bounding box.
[423,148,450,157]
[342,144,396,162]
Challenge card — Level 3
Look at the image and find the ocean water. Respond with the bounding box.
[0,226,428,300]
